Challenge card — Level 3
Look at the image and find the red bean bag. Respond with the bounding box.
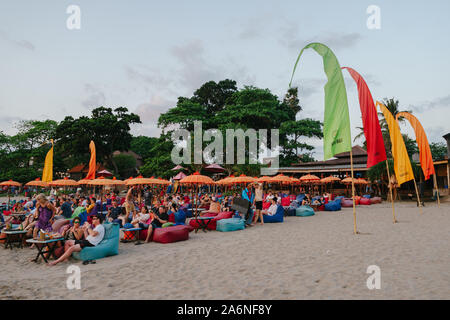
[281,197,291,207]
[370,197,382,204]
[262,202,271,210]
[202,212,219,217]
[153,225,190,244]
[139,225,193,242]
[189,218,217,230]
[168,213,176,223]
[360,197,371,205]
[213,211,234,220]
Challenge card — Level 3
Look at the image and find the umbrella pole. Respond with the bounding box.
[385,160,397,223]
[433,173,440,208]
[350,150,358,235]
[413,178,423,214]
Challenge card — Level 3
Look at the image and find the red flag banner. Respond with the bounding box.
[343,67,387,167]
[396,112,435,180]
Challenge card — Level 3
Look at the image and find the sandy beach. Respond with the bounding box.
[1,201,449,300]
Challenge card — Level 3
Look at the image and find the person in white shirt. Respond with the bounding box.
[258,197,278,225]
[49,214,105,266]
[130,206,151,228]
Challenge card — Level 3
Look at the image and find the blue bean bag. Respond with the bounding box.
[296,194,306,203]
[363,194,371,199]
[263,205,284,223]
[174,209,186,225]
[295,206,315,217]
[289,200,300,209]
[286,208,297,216]
[73,222,120,261]
[324,200,342,211]
[334,196,345,202]
[216,218,245,232]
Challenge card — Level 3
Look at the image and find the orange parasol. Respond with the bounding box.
[77,179,92,185]
[256,176,273,183]
[0,180,22,187]
[270,174,293,184]
[320,176,341,184]
[230,174,256,185]
[48,177,79,187]
[156,177,171,185]
[216,175,235,185]
[179,172,215,185]
[25,178,49,188]
[356,178,368,185]
[299,174,320,184]
[126,176,160,186]
[341,177,358,184]
[88,176,125,186]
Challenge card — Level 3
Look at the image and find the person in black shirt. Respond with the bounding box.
[107,200,123,225]
[60,198,73,219]
[144,206,168,243]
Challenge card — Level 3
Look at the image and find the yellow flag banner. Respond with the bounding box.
[85,140,96,180]
[396,112,435,180]
[377,102,414,185]
[42,140,54,182]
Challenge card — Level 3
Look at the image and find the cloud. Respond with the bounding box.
[0,30,35,51]
[81,84,106,109]
[409,94,450,113]
[278,22,362,52]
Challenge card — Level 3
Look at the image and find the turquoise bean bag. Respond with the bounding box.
[216,218,245,232]
[295,206,315,217]
[73,222,119,261]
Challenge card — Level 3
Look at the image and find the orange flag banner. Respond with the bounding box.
[85,140,96,180]
[396,112,435,180]
[377,102,414,185]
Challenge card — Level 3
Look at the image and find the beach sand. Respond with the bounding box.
[1,202,449,300]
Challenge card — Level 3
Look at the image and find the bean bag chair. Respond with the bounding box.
[168,213,176,223]
[296,194,306,203]
[335,196,345,203]
[295,206,315,217]
[289,200,300,209]
[324,200,342,211]
[363,194,371,199]
[341,199,353,207]
[52,219,70,234]
[216,218,245,232]
[263,205,284,223]
[286,208,297,216]
[370,197,382,204]
[318,204,325,211]
[73,222,120,261]
[162,222,174,228]
[360,197,371,205]
[281,197,291,207]
[174,209,187,225]
[289,194,296,202]
[153,225,190,244]
[262,201,271,210]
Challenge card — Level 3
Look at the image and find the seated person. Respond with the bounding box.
[256,197,278,224]
[204,197,220,215]
[49,214,105,266]
[144,206,169,243]
[61,216,85,241]
[302,194,311,206]
[130,206,151,229]
[106,200,123,224]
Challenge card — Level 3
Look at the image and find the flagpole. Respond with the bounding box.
[385,160,397,223]
[433,174,440,208]
[412,178,423,214]
[350,150,358,234]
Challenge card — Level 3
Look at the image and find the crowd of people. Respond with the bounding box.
[1,182,337,266]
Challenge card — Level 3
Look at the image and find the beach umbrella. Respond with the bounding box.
[88,176,125,186]
[48,177,79,187]
[97,169,113,177]
[179,172,215,219]
[230,174,256,185]
[299,174,320,183]
[126,177,160,186]
[270,174,293,185]
[257,176,273,183]
[173,171,187,181]
[1,180,22,206]
[171,165,185,171]
[77,179,92,185]
[341,177,358,184]
[204,163,225,173]
[25,178,49,188]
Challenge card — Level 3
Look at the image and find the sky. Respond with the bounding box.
[1,0,449,160]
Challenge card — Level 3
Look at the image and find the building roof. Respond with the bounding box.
[292,146,367,167]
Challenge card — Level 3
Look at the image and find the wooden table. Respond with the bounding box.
[1,229,28,250]
[26,238,64,263]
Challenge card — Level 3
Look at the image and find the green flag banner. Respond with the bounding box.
[289,43,352,160]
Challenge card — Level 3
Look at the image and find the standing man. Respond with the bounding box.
[241,183,255,227]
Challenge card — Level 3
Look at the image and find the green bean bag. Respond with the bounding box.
[216,218,245,232]
[295,206,315,217]
[72,222,119,261]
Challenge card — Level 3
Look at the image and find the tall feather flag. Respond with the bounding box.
[289,43,351,159]
[342,67,387,167]
[396,112,435,180]
[85,140,96,180]
[42,139,54,182]
[377,102,414,185]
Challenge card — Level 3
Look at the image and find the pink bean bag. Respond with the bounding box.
[341,199,354,207]
[370,197,382,204]
[360,197,371,205]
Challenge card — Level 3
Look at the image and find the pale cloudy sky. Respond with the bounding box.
[1,0,449,160]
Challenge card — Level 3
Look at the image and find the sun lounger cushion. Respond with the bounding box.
[216,218,245,232]
[324,200,342,211]
[360,197,371,205]
[72,222,119,261]
[263,205,284,223]
[295,206,315,216]
[152,225,190,243]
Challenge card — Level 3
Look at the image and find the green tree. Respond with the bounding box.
[55,107,141,173]
[429,142,447,161]
[130,136,159,160]
[139,133,175,178]
[113,154,137,178]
